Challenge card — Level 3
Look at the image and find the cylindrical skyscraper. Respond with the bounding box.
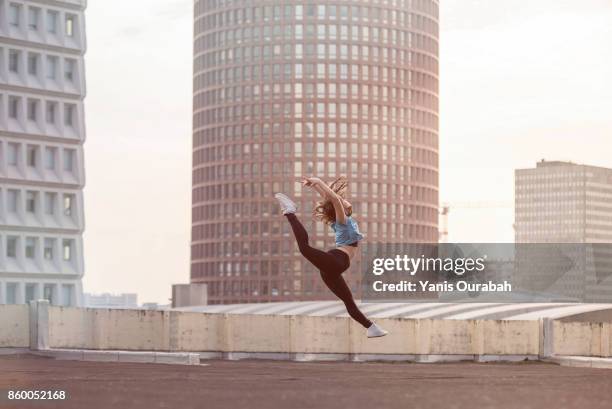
[192,0,439,304]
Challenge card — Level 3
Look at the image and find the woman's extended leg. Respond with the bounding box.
[319,271,372,329]
[285,213,344,272]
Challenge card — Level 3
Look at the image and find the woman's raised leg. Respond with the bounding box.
[285,213,339,272]
[319,270,372,328]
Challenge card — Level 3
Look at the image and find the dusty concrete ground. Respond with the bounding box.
[1,354,611,409]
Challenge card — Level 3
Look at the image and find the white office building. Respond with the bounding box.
[0,0,87,306]
[84,293,138,309]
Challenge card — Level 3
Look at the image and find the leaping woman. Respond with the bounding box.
[274,176,388,338]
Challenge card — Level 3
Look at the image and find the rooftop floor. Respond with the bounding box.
[2,355,612,409]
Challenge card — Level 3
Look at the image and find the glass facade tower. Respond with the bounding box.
[192,0,439,304]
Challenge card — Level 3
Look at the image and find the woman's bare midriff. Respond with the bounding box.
[337,245,358,260]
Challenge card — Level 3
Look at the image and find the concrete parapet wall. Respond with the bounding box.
[0,303,607,360]
[0,304,29,348]
[42,306,541,356]
[552,321,611,358]
[49,306,171,350]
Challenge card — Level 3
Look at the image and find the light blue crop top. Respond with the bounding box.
[331,217,364,247]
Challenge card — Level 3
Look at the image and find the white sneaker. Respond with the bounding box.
[274,193,297,215]
[367,323,388,338]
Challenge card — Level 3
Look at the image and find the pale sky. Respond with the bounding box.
[82,0,612,303]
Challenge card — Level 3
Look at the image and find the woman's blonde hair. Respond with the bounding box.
[313,176,352,225]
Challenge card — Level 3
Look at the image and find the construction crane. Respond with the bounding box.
[439,201,514,243]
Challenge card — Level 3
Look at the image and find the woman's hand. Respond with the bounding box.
[306,177,323,185]
[297,176,312,187]
[297,176,322,187]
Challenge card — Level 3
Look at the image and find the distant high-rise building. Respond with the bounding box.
[0,0,87,306]
[515,160,612,243]
[84,293,138,309]
[515,160,612,301]
[192,0,440,304]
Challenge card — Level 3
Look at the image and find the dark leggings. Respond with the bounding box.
[285,214,372,328]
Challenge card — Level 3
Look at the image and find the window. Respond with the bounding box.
[46,56,58,79]
[7,236,18,258]
[26,145,37,167]
[8,143,19,166]
[8,96,19,119]
[46,10,58,33]
[65,15,75,37]
[62,239,72,261]
[28,7,40,30]
[26,191,36,213]
[28,53,39,75]
[63,194,74,216]
[9,4,20,27]
[9,50,19,72]
[7,190,18,212]
[62,284,73,306]
[27,99,38,121]
[44,238,55,260]
[6,283,18,304]
[63,149,74,171]
[25,237,36,258]
[46,102,56,124]
[25,284,36,303]
[45,147,56,169]
[64,104,75,126]
[45,192,56,215]
[64,59,75,82]
[43,284,55,304]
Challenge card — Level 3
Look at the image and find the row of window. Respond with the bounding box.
[1,141,78,174]
[193,199,419,226]
[195,44,438,83]
[1,235,75,262]
[193,163,437,191]
[200,100,437,120]
[191,222,439,261]
[192,162,437,187]
[516,217,587,225]
[197,83,437,110]
[194,104,438,129]
[2,47,79,86]
[0,188,76,219]
[1,281,75,306]
[193,141,424,163]
[196,45,438,75]
[197,278,344,299]
[4,1,78,38]
[193,121,437,147]
[196,0,439,24]
[196,23,437,54]
[196,256,353,277]
[1,94,80,129]
[192,181,437,216]
[192,204,437,241]
[192,179,438,206]
[195,63,437,93]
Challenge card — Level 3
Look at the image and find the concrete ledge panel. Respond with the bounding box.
[293,353,349,362]
[154,352,200,365]
[223,352,293,361]
[415,354,474,363]
[118,351,156,363]
[350,354,416,362]
[82,350,119,362]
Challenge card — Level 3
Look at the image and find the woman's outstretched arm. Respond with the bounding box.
[299,177,347,224]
